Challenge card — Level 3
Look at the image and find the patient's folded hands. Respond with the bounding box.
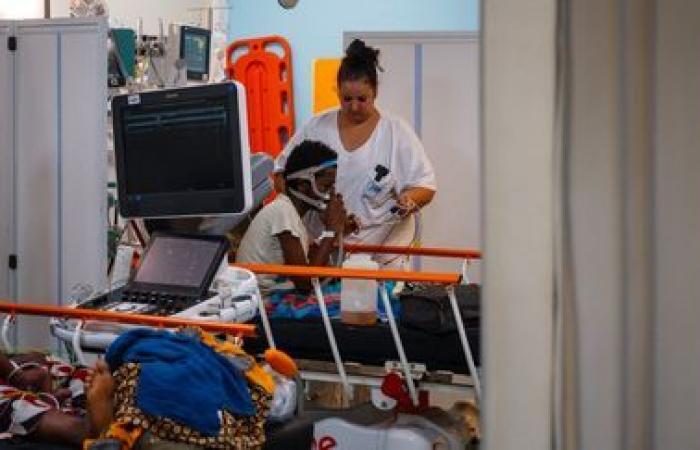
[322,192,348,235]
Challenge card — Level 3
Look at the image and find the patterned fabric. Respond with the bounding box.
[0,355,89,438]
[265,278,342,320]
[112,363,270,450]
[197,332,275,395]
[264,278,400,320]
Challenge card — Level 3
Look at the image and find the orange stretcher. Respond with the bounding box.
[225,35,295,158]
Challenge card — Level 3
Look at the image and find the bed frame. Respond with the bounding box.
[235,243,482,404]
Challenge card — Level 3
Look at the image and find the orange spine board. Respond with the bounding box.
[226,36,295,157]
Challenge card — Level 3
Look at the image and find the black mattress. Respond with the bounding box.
[243,317,480,375]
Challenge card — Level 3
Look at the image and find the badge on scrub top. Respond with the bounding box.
[363,164,395,208]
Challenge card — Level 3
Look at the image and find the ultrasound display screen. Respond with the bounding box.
[133,236,222,288]
[122,102,235,196]
[112,83,250,218]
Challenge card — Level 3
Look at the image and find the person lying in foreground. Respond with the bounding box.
[1,326,279,450]
[0,351,113,447]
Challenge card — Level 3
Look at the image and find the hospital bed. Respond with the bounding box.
[237,243,482,404]
[233,245,481,449]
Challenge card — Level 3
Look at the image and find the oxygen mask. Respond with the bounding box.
[286,160,337,211]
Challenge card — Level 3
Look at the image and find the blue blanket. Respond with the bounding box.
[106,328,254,436]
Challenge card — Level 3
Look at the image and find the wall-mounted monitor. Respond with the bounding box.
[111,82,252,219]
[179,25,211,81]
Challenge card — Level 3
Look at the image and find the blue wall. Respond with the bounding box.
[228,0,478,126]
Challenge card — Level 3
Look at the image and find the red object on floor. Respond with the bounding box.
[226,35,295,158]
[381,372,405,399]
[380,372,430,413]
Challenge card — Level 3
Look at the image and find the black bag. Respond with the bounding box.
[399,283,480,334]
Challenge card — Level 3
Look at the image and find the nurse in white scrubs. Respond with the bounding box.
[275,39,437,267]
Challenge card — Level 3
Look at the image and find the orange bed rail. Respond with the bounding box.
[0,301,256,336]
[233,263,461,285]
[343,244,482,260]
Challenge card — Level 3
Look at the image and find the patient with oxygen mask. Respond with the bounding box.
[236,140,348,296]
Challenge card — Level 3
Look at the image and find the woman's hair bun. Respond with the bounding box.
[345,39,380,67]
[338,38,382,89]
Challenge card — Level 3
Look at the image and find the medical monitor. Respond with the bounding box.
[179,25,211,81]
[112,82,252,219]
[131,233,229,298]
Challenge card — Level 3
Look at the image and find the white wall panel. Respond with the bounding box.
[59,25,107,304]
[422,40,480,274]
[8,19,107,350]
[14,28,60,348]
[0,21,14,300]
[344,32,480,275]
[367,42,415,125]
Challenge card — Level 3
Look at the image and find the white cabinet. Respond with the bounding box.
[0,18,107,349]
[0,21,14,301]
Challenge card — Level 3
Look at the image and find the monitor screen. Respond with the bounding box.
[134,235,223,288]
[112,83,252,218]
[131,233,230,296]
[179,26,211,81]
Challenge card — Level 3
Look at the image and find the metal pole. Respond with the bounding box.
[71,320,87,366]
[311,278,351,397]
[446,285,481,401]
[1,315,14,352]
[379,281,419,406]
[255,291,275,349]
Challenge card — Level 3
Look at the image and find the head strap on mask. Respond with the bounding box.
[285,159,337,199]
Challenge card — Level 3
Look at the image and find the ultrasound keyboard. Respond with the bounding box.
[52,265,260,351]
[80,288,213,316]
[51,233,261,351]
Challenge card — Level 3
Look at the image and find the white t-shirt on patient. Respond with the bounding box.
[275,108,436,259]
[235,194,309,266]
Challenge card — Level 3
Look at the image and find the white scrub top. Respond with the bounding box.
[275,108,436,261]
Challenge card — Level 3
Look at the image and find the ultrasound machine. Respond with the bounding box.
[52,82,266,351]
